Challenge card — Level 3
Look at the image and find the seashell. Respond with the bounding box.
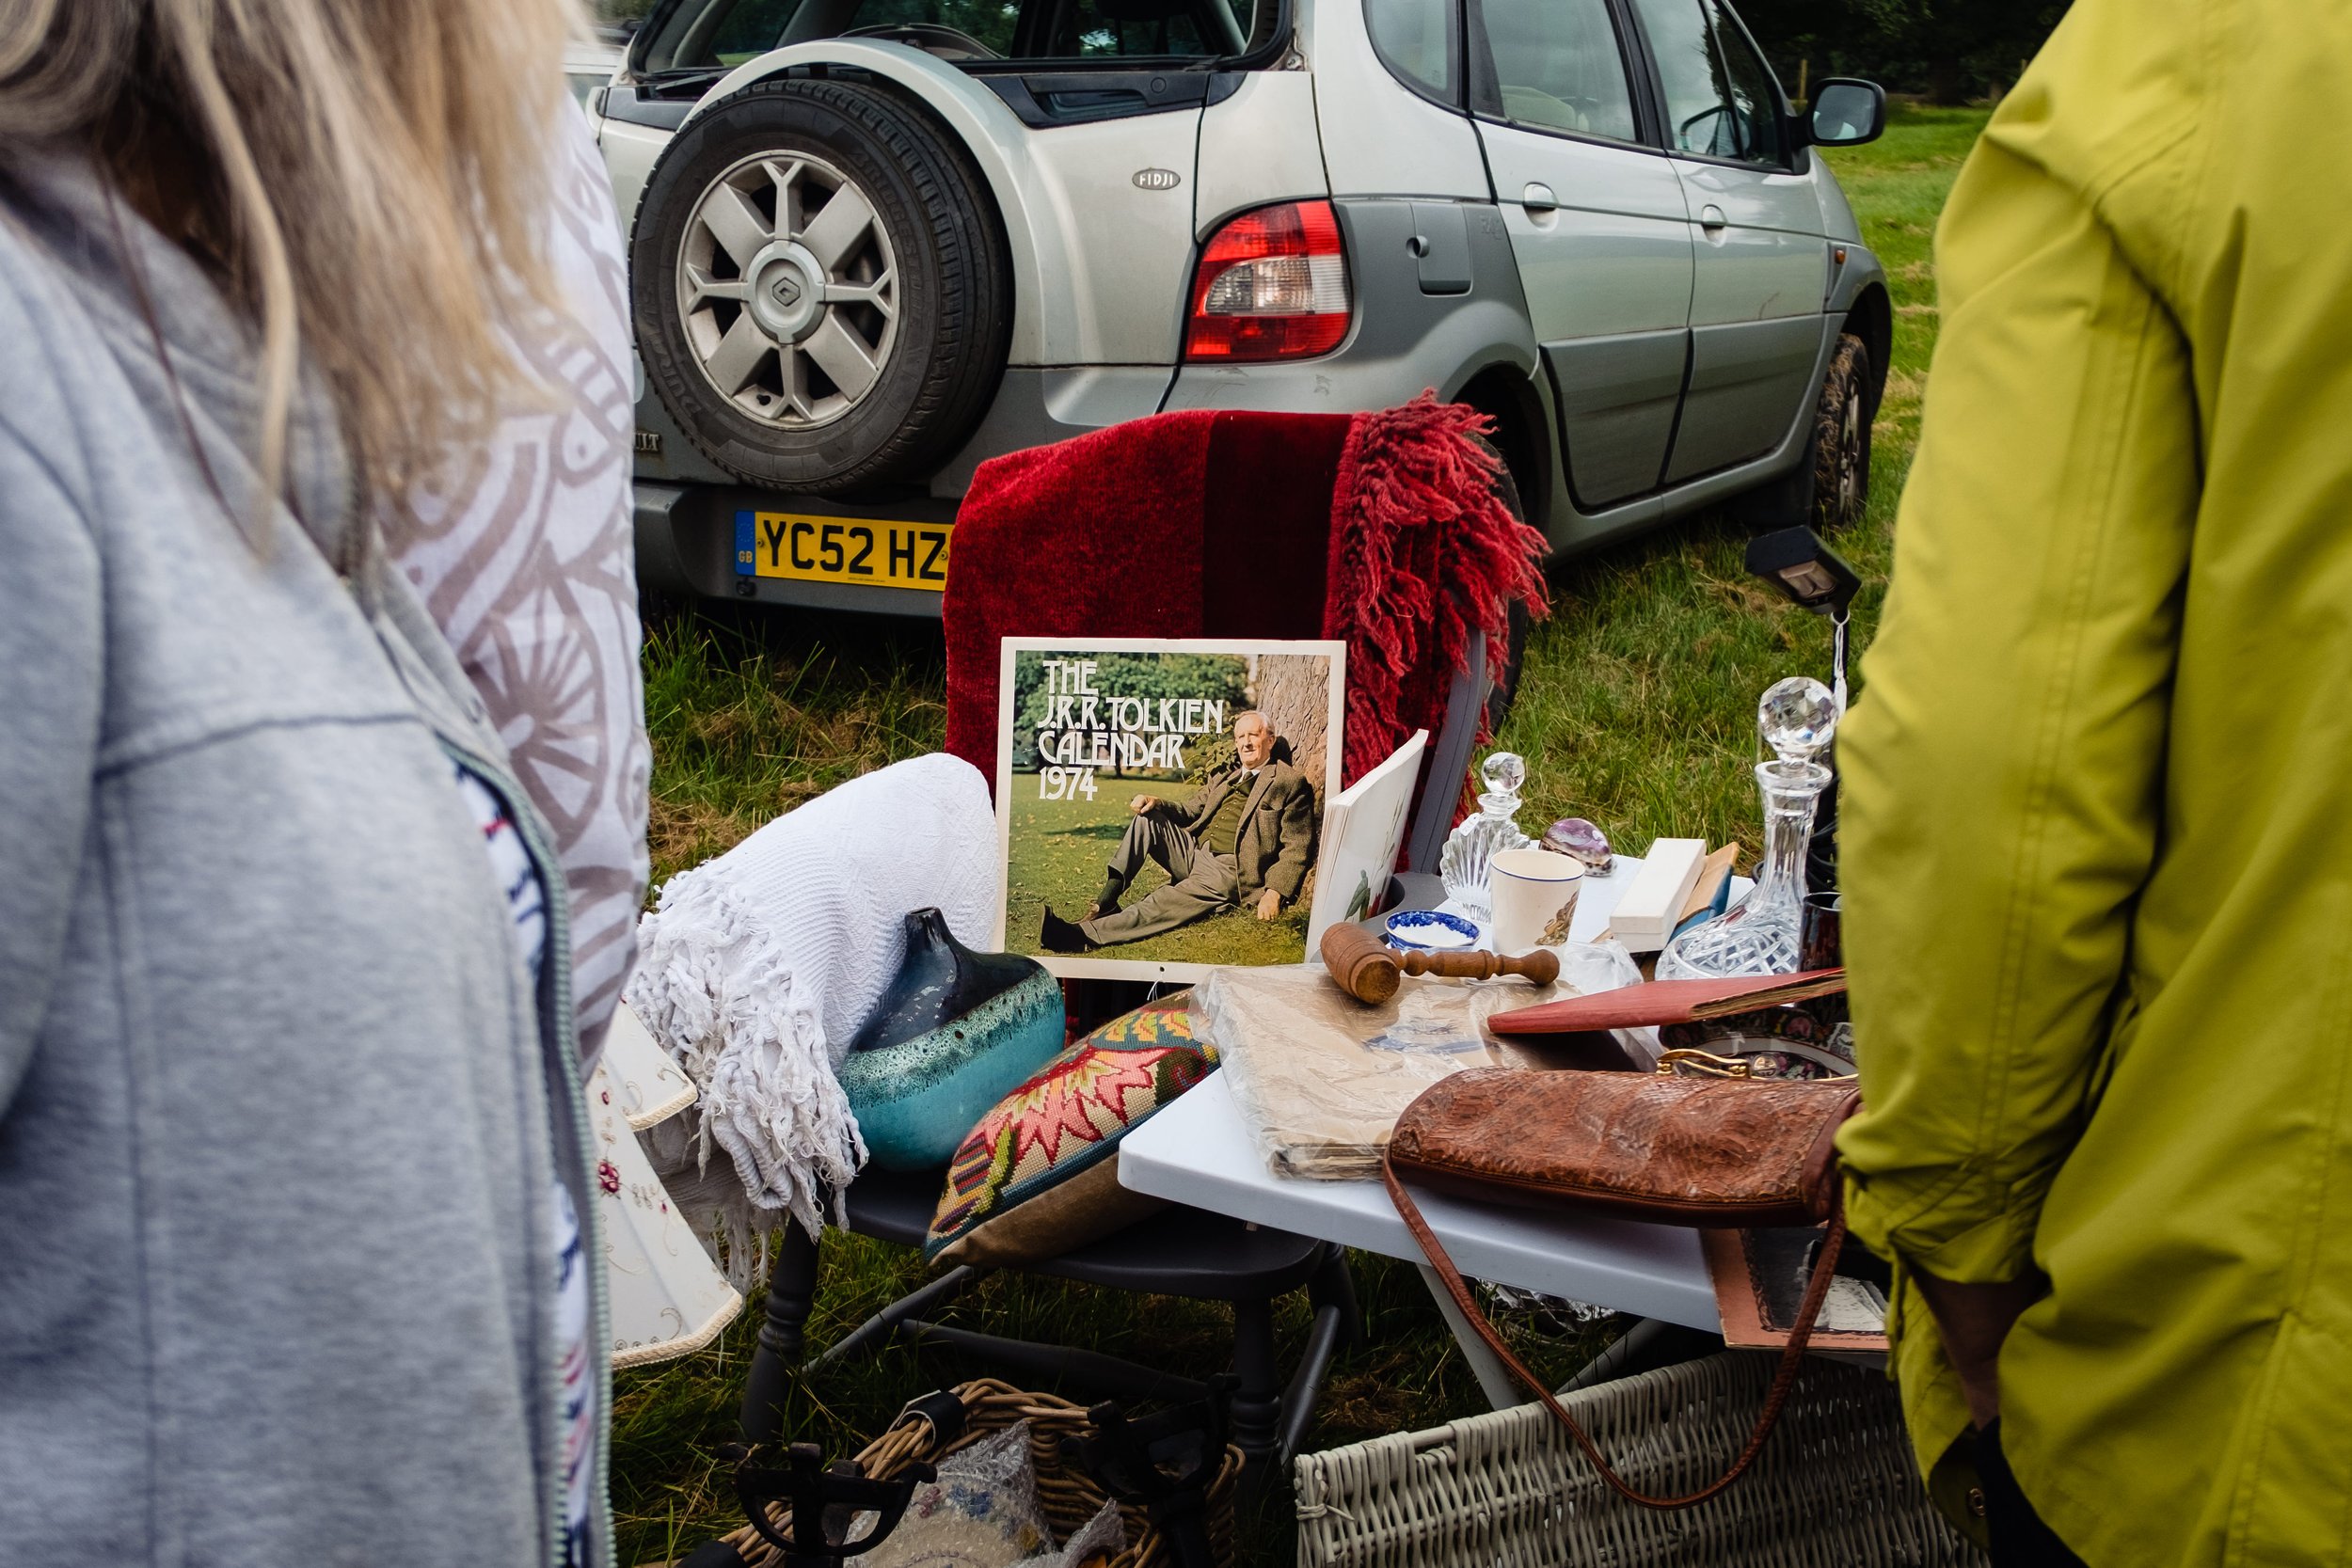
[1542,817,1614,875]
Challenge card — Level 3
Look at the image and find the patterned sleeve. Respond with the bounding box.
[389,105,651,1062]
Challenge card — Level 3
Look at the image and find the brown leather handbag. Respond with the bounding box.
[1382,1069,1862,1510]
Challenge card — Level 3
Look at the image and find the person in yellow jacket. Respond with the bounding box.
[1836,0,2352,1563]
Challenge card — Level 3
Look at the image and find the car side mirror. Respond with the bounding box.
[1805,79,1887,148]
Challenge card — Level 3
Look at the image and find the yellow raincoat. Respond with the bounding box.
[1837,0,2352,1562]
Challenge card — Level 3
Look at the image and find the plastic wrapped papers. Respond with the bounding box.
[1198,947,1645,1180]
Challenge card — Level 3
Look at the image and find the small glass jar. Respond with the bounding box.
[1439,752,1534,918]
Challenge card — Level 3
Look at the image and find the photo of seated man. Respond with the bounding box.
[1041,711,1315,952]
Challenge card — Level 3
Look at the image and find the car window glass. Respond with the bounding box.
[1479,0,1636,141]
[1705,6,1783,163]
[1365,0,1457,103]
[846,0,1022,54]
[1630,0,1782,164]
[1052,0,1218,56]
[707,0,808,63]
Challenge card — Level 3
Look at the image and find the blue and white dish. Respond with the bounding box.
[1384,908,1483,954]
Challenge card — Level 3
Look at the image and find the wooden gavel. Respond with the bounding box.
[1320,923,1560,1005]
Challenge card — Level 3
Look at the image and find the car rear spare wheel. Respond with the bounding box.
[632,77,1010,493]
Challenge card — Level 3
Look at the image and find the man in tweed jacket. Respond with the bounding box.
[1041,711,1315,950]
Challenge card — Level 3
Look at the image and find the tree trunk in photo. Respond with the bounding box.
[1248,655,1332,797]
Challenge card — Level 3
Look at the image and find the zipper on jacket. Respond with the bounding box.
[440,736,613,1568]
[332,467,611,1564]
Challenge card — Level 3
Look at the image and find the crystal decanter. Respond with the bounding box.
[1440,752,1535,917]
[1657,678,1839,981]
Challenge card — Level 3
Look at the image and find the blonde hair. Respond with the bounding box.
[0,0,586,505]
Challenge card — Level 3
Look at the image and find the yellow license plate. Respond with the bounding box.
[734,511,950,592]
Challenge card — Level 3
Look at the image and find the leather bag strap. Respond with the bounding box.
[1381,1153,1847,1511]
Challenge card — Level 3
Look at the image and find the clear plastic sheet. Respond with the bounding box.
[1013,1499,1125,1567]
[850,1420,1050,1566]
[1200,942,1648,1180]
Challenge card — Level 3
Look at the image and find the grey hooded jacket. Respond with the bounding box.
[0,152,609,1565]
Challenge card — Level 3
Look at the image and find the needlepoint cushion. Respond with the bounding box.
[925,994,1216,1267]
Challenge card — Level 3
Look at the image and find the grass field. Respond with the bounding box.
[1003,779,1314,966]
[613,104,1990,1566]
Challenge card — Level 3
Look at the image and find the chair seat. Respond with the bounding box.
[844,1163,1330,1302]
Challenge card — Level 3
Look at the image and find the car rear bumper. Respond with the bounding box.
[630,364,1182,615]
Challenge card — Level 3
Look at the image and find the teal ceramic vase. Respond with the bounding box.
[839,909,1067,1169]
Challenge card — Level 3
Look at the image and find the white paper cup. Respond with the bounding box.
[1489,847,1586,954]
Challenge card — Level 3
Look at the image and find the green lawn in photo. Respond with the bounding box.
[614,103,1993,1568]
[1004,774,1313,967]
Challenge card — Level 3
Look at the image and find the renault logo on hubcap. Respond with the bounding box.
[771,275,803,308]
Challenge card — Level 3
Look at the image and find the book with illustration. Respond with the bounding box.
[1305,729,1428,948]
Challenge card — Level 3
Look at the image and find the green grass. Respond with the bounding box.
[1004,780,1313,966]
[639,609,948,882]
[613,103,1989,1567]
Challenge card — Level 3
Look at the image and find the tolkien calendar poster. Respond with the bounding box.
[994,639,1345,981]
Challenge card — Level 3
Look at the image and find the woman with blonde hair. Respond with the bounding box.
[0,3,633,1562]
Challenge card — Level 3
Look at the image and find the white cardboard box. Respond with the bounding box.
[1612,838,1707,952]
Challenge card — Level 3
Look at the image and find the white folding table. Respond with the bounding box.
[1118,853,1728,1410]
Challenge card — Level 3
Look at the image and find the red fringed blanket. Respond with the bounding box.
[943,397,1549,791]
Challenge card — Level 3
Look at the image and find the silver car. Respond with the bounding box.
[590,0,1890,622]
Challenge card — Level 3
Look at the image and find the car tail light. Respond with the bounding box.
[1184,200,1351,362]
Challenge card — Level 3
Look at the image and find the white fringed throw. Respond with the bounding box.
[626,753,1002,1281]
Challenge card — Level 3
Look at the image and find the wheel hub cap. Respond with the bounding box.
[675,151,899,431]
[745,242,825,341]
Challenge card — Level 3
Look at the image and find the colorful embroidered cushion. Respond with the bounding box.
[925,994,1216,1268]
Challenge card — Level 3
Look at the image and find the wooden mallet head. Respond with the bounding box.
[1319,923,1561,1005]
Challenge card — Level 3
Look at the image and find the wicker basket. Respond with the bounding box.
[719,1378,1243,1568]
[1294,1353,1981,1567]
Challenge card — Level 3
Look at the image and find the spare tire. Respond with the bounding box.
[631,76,1010,494]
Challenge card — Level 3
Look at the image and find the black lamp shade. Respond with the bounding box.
[1746,527,1862,617]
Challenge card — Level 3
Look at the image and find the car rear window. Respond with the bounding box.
[1364,0,1456,103]
[707,0,808,63]
[842,0,1021,54]
[1050,0,1248,57]
[648,0,1256,68]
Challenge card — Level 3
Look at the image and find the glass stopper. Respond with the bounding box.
[1758,677,1839,767]
[1480,752,1526,804]
[1440,752,1535,916]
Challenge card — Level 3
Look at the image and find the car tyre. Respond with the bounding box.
[632,77,1010,494]
[1810,334,1874,531]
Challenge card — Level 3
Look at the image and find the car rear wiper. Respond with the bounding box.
[642,66,728,98]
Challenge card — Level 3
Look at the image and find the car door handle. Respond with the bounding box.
[1522,182,1558,214]
[1699,204,1729,231]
